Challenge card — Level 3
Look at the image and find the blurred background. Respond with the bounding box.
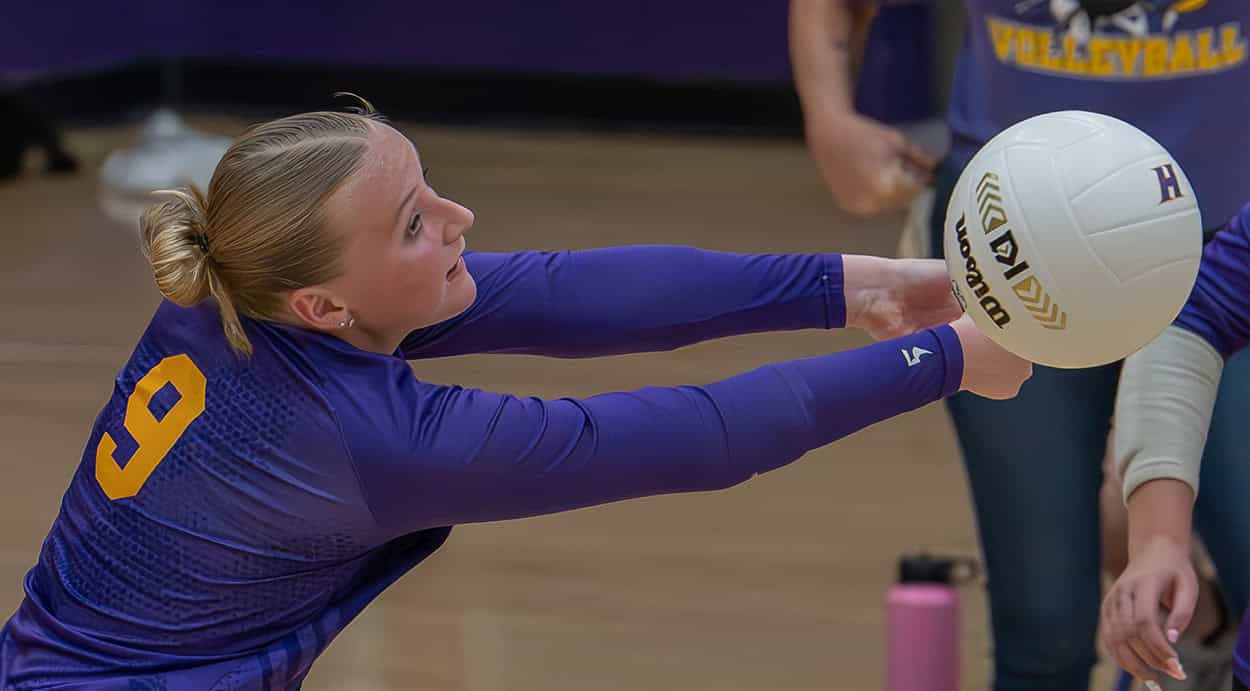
[0,1,1114,689]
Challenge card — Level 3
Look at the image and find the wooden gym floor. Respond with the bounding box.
[0,115,1117,690]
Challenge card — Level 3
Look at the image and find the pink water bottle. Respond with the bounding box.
[886,554,978,691]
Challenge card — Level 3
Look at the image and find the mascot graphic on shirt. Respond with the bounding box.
[989,0,1244,78]
[1044,1,1206,42]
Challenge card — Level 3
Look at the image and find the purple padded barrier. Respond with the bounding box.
[0,0,793,83]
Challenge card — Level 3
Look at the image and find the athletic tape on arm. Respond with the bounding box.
[1115,325,1223,504]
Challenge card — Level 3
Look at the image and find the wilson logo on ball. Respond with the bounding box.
[974,172,1068,331]
[955,213,1011,327]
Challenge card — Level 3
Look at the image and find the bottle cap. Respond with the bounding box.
[898,554,979,585]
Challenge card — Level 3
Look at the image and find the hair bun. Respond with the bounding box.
[139,185,215,306]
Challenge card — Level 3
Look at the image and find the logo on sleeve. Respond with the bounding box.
[903,346,933,367]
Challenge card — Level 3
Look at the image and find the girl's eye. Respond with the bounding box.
[407,213,422,237]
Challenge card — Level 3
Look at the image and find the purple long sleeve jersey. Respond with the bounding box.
[0,246,963,690]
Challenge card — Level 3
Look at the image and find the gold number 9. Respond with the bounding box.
[96,354,207,500]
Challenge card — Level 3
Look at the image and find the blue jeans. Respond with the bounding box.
[928,158,1250,690]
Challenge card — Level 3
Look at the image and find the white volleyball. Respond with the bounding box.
[943,110,1203,368]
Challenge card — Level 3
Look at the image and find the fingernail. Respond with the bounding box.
[1146,681,1162,691]
[1169,659,1186,680]
[1167,628,1180,643]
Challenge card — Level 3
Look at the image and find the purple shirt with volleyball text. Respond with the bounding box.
[950,0,1250,228]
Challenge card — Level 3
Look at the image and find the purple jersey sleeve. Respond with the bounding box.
[1175,202,1250,358]
[343,325,963,534]
[400,246,845,359]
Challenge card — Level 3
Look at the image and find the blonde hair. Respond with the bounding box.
[139,94,383,355]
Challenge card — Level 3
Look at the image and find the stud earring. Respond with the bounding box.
[338,316,355,329]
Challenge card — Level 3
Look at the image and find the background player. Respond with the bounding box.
[791,1,1250,687]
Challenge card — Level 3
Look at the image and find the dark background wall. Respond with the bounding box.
[1,0,958,134]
